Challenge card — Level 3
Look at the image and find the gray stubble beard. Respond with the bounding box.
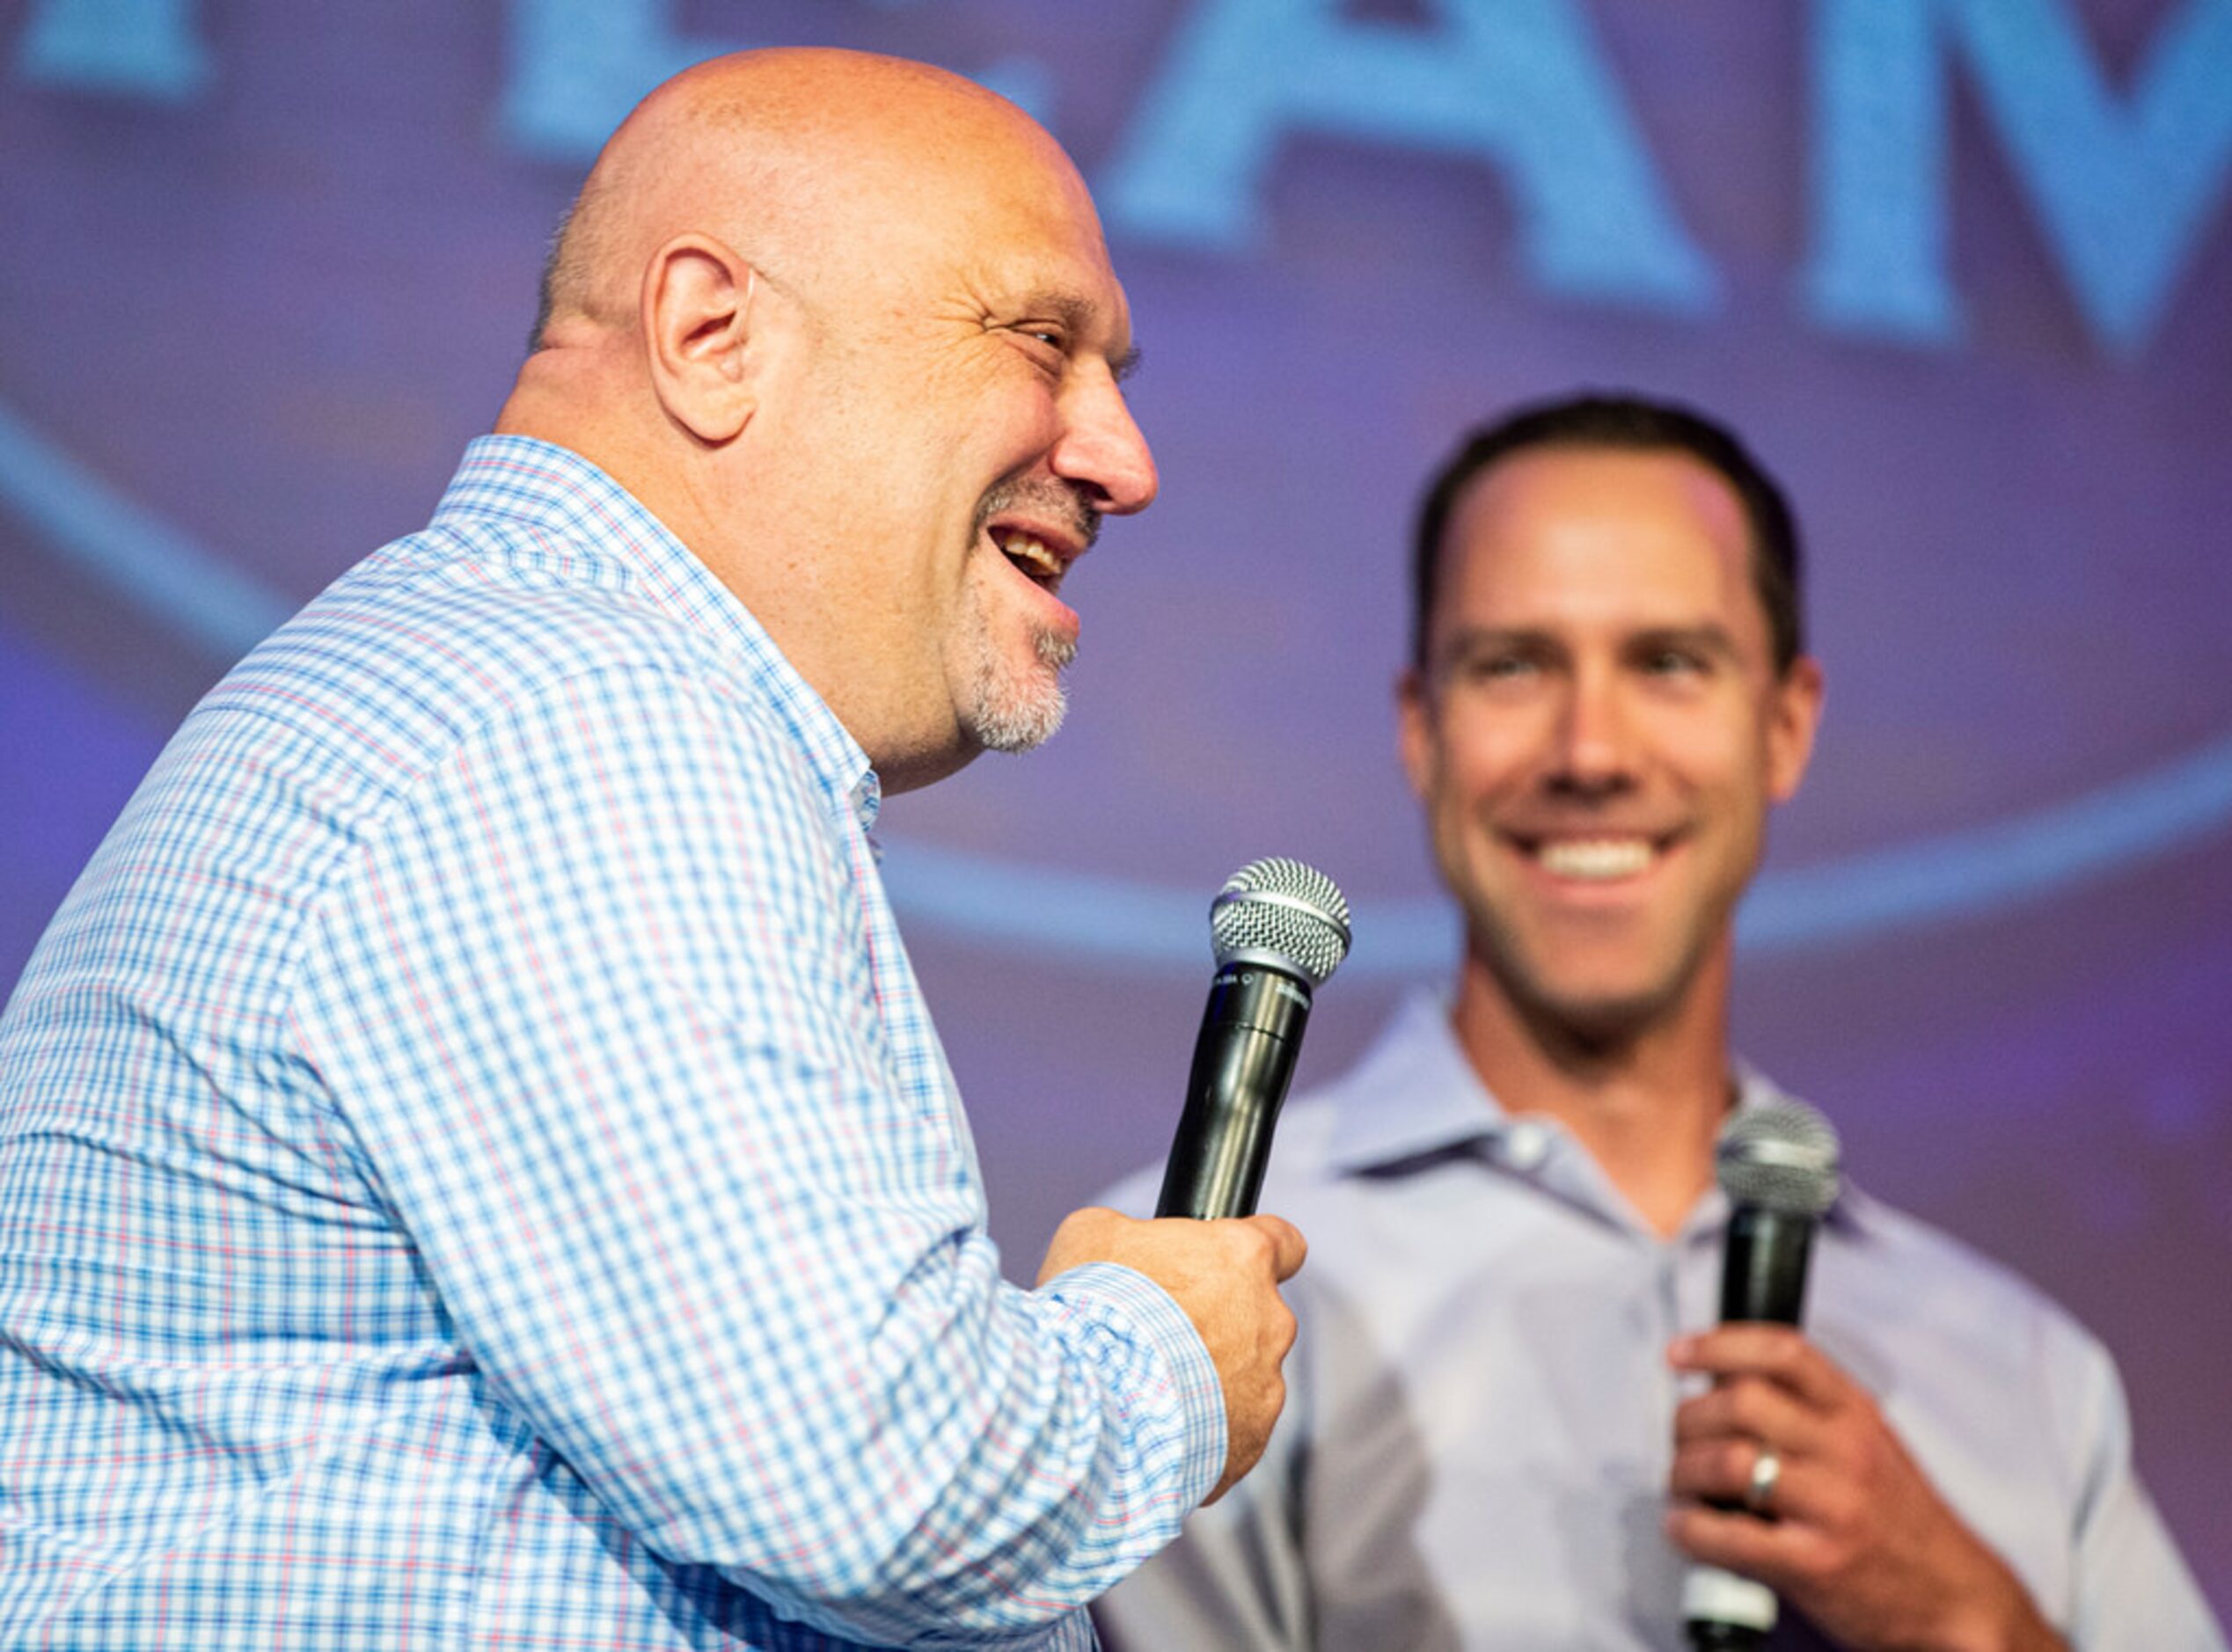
[965,624,1075,753]
[962,474,1094,754]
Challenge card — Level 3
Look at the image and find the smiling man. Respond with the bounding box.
[1096,393,2221,1650]
[0,49,1306,1651]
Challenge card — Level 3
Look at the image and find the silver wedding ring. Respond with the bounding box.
[1745,1444,1782,1516]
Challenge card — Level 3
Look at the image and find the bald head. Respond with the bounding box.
[530,49,1087,352]
[494,47,1154,791]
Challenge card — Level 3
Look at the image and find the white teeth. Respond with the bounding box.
[1536,838,1654,881]
[992,529,1062,581]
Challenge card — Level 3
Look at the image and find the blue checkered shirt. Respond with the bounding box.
[0,437,1222,1648]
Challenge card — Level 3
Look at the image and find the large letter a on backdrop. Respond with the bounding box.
[1101,0,1718,313]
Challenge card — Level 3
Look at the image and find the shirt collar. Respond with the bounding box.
[1324,990,1509,1173]
[432,435,881,837]
[1323,987,1864,1230]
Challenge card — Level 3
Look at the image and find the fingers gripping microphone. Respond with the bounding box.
[1155,859,1351,1220]
[1684,1100,1843,1651]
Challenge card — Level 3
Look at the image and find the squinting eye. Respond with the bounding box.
[1449,653,1533,686]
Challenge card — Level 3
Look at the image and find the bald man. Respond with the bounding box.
[0,51,1302,1651]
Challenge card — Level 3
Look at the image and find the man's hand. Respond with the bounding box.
[1038,1206,1306,1504]
[1666,1326,2066,1652]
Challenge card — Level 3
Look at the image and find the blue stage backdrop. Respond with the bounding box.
[3,0,2228,1615]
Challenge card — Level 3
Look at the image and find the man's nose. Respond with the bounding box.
[1549,666,1637,792]
[1055,369,1158,516]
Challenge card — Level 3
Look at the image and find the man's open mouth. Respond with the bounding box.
[991,526,1066,591]
[1528,837,1659,881]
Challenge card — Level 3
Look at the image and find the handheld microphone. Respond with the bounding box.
[1683,1100,1842,1651]
[1155,858,1350,1220]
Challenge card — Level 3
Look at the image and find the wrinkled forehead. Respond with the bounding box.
[606,62,1134,362]
[844,120,1126,315]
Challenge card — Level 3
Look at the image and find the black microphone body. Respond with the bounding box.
[1153,858,1350,1221]
[1156,963,1314,1219]
[1720,1204,1816,1329]
[1685,1103,1842,1652]
[1687,1208,1817,1650]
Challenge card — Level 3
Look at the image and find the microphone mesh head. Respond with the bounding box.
[1210,858,1352,986]
[1716,1100,1840,1217]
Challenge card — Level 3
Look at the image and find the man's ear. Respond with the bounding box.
[1395,666,1437,802]
[641,232,758,444]
[1766,654,1826,803]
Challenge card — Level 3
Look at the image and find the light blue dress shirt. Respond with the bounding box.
[0,437,1221,1649]
[1095,992,2222,1650]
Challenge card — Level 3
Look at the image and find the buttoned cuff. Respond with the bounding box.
[1037,1260,1226,1516]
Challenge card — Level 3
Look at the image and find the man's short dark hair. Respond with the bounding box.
[1409,391,1805,676]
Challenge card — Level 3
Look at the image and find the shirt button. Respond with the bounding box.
[1503,1122,1548,1170]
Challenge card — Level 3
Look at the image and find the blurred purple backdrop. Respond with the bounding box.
[3,0,2227,1617]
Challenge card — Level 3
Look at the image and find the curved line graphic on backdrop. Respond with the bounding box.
[5,397,2230,978]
